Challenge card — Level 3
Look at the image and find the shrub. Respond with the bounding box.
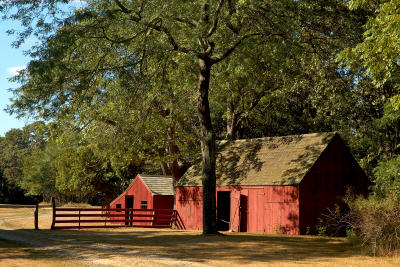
[348,196,400,256]
[316,218,327,236]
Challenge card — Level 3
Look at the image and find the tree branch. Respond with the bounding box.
[113,0,190,53]
[144,18,191,53]
[207,0,225,37]
[114,0,132,14]
[174,17,198,28]
[100,26,144,44]
[113,0,143,21]
[211,32,285,64]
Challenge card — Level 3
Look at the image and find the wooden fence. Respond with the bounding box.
[50,200,177,230]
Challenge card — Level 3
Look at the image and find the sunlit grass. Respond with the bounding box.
[1,204,400,266]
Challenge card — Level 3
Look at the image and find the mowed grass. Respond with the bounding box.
[1,204,400,266]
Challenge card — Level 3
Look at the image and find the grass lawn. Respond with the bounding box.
[1,204,400,266]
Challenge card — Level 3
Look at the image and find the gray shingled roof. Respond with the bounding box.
[140,175,174,195]
[178,132,336,186]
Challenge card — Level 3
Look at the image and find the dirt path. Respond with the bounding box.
[0,207,210,267]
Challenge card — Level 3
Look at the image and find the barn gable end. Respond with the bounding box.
[109,174,174,225]
[299,135,370,234]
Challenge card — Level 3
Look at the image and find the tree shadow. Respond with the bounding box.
[178,133,334,187]
[0,228,361,264]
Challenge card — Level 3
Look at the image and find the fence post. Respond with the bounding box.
[78,210,81,230]
[51,197,55,230]
[172,210,177,227]
[34,203,39,230]
[130,209,133,227]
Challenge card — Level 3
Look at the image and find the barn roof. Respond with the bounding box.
[178,132,337,186]
[139,175,174,195]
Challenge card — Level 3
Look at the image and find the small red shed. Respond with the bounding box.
[176,133,369,234]
[109,174,174,225]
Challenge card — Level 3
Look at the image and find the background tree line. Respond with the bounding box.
[1,0,400,250]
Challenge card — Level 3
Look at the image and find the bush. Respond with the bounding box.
[346,228,361,246]
[348,196,400,256]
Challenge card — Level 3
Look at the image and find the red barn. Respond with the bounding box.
[109,174,174,225]
[176,133,369,234]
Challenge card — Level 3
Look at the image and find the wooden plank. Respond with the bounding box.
[55,208,176,212]
[55,214,128,218]
[52,207,177,230]
[51,197,55,230]
[55,219,162,223]
[53,225,171,230]
[54,214,173,219]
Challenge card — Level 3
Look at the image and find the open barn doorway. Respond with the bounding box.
[217,191,231,231]
[125,196,133,226]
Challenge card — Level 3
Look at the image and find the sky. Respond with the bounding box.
[0,3,84,137]
[0,19,30,137]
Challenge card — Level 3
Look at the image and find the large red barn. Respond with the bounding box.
[109,174,174,225]
[176,133,369,234]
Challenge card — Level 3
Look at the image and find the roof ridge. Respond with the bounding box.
[139,174,173,178]
[217,132,336,143]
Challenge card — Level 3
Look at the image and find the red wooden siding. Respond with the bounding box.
[299,136,370,234]
[110,176,174,225]
[176,134,370,235]
[176,185,300,234]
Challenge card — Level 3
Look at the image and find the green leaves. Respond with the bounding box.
[341,0,400,87]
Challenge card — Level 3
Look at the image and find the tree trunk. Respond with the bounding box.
[168,127,181,181]
[226,102,240,140]
[197,57,217,234]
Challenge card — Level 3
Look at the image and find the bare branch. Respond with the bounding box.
[208,0,225,37]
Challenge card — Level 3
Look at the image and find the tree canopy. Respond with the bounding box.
[3,0,400,235]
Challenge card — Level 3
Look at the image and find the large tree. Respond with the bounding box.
[1,0,366,233]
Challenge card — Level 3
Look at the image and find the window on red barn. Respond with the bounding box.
[116,203,121,212]
[141,201,148,209]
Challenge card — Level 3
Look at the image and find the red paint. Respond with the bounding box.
[110,175,174,225]
[176,185,300,234]
[298,136,369,234]
[176,135,370,235]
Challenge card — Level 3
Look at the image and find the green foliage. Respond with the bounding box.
[316,218,328,236]
[346,228,361,246]
[306,226,311,235]
[0,122,47,185]
[373,156,400,201]
[21,141,60,201]
[0,168,40,204]
[342,0,400,88]
[348,196,400,255]
[0,0,384,213]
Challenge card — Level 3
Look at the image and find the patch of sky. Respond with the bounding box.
[0,1,86,136]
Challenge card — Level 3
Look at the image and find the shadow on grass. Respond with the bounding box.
[0,228,360,264]
[0,238,57,261]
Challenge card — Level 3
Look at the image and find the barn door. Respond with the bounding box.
[125,196,134,226]
[217,191,231,231]
[248,189,264,232]
[239,194,248,232]
[230,190,240,232]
